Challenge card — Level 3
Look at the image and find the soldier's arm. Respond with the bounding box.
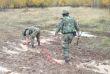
[22,29,26,37]
[22,28,28,40]
[55,19,63,34]
[22,30,25,40]
[74,20,79,32]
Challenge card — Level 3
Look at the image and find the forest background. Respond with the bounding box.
[0,0,110,8]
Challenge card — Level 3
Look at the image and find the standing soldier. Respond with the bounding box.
[55,10,79,63]
[22,26,40,48]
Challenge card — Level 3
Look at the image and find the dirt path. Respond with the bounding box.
[0,30,110,74]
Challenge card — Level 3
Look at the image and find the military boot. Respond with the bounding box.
[64,56,70,63]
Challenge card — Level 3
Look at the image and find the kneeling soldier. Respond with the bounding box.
[22,26,40,48]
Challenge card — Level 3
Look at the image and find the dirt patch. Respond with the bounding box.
[0,30,109,74]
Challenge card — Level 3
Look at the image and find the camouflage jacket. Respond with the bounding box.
[23,26,40,37]
[56,16,79,34]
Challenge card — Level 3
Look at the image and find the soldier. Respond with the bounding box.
[22,26,40,48]
[55,10,79,63]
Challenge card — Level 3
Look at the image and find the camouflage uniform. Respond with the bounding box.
[55,10,79,63]
[23,26,40,47]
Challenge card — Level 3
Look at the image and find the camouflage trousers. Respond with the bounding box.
[30,32,40,47]
[62,33,75,59]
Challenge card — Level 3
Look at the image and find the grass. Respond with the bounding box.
[70,7,110,33]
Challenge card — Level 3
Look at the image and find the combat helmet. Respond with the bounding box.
[62,10,69,15]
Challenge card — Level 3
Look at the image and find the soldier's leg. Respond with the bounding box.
[63,43,69,63]
[36,32,40,46]
[62,34,70,63]
[68,33,74,44]
[30,36,35,48]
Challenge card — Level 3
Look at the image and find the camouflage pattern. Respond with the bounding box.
[56,16,79,34]
[55,10,79,63]
[62,33,74,59]
[23,26,40,47]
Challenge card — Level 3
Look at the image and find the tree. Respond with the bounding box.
[58,0,71,6]
[102,0,110,7]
